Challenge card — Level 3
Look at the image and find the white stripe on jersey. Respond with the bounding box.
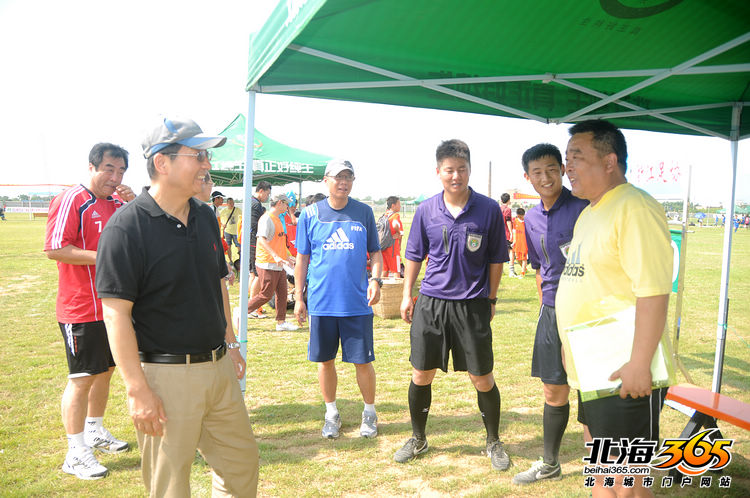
[51,185,86,249]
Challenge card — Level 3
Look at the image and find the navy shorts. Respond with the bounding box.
[531,305,567,385]
[308,314,375,364]
[577,388,667,444]
[409,294,494,376]
[59,320,116,378]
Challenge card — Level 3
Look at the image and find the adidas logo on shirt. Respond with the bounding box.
[91,210,101,219]
[323,228,355,250]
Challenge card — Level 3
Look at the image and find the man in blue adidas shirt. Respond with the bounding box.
[394,139,510,471]
[294,159,383,439]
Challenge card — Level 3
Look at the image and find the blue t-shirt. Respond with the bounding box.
[296,198,380,316]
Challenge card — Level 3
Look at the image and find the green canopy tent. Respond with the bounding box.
[235,1,749,400]
[210,113,330,187]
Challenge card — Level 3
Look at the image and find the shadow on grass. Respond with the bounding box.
[678,352,750,391]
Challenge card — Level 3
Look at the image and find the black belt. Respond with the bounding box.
[139,343,227,364]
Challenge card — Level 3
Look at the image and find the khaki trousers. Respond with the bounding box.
[138,354,259,497]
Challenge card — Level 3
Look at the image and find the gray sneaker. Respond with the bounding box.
[512,459,562,485]
[321,414,342,439]
[360,412,378,438]
[487,440,510,471]
[394,437,429,463]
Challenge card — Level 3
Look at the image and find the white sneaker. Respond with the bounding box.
[62,446,108,480]
[276,322,299,331]
[84,427,130,454]
[359,412,378,438]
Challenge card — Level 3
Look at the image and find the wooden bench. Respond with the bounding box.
[666,383,750,437]
[32,212,48,219]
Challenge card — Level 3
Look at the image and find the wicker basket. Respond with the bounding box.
[372,278,404,319]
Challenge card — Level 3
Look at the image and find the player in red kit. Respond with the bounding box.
[44,143,135,480]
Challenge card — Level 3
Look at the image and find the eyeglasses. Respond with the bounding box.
[169,150,213,163]
[326,173,355,182]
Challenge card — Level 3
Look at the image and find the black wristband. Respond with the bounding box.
[489,298,497,305]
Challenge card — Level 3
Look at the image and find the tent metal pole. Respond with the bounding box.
[238,91,257,391]
[712,103,741,393]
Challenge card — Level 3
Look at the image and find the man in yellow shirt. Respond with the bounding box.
[220,197,242,262]
[556,120,673,497]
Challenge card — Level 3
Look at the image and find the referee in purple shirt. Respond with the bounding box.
[511,143,588,485]
[393,139,510,471]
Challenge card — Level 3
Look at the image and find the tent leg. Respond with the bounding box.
[237,91,257,392]
[712,103,741,394]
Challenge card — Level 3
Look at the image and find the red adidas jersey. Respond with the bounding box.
[44,185,125,323]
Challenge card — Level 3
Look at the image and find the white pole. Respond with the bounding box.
[237,91,257,391]
[712,103,741,393]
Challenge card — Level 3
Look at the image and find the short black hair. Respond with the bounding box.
[386,196,400,208]
[256,181,272,192]
[516,207,525,216]
[436,139,470,165]
[146,143,181,179]
[521,143,562,173]
[500,193,510,204]
[89,143,129,170]
[312,193,326,203]
[568,119,628,174]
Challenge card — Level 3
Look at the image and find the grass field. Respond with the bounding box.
[0,211,748,497]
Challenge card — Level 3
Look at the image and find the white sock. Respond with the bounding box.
[363,403,376,416]
[85,416,103,432]
[325,401,338,419]
[67,432,85,450]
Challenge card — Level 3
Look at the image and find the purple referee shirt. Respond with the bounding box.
[525,186,588,307]
[405,188,508,300]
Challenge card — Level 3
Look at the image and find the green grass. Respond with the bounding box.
[0,212,748,496]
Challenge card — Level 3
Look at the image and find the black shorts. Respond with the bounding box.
[248,243,257,274]
[531,305,567,385]
[409,294,494,376]
[577,388,667,444]
[59,321,115,378]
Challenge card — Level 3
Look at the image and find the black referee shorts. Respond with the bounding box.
[577,388,667,443]
[531,304,567,385]
[409,294,494,376]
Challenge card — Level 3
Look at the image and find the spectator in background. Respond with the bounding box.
[382,196,404,278]
[220,197,241,263]
[512,207,528,278]
[247,193,299,331]
[44,142,134,480]
[500,193,516,277]
[210,190,224,219]
[248,181,272,318]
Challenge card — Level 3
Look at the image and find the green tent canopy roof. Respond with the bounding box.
[210,113,331,187]
[248,0,750,140]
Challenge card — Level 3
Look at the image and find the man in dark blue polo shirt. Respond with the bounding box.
[512,143,588,485]
[394,139,509,471]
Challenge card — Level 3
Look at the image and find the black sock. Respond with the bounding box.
[543,402,570,465]
[408,381,431,440]
[476,383,500,443]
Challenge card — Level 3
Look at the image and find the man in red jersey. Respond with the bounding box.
[44,143,135,480]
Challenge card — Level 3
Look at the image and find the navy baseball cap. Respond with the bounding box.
[142,117,227,159]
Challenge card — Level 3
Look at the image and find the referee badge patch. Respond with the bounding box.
[466,232,482,252]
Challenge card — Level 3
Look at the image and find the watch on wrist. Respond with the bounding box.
[369,277,383,287]
[488,298,497,305]
[227,341,241,350]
